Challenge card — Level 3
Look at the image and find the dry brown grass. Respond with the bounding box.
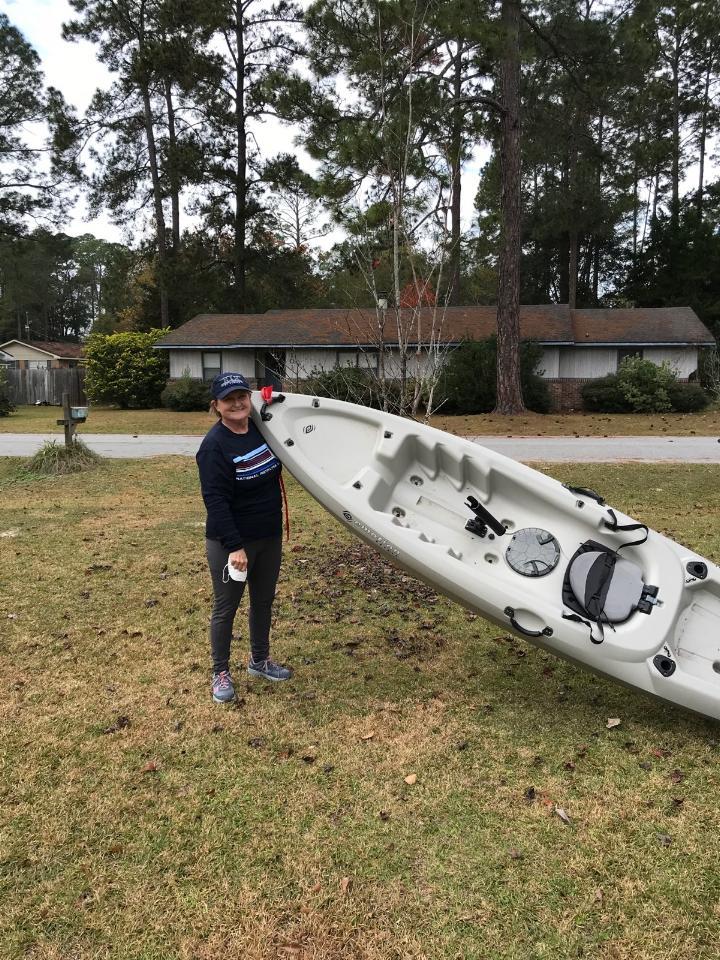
[2,403,720,437]
[1,458,719,959]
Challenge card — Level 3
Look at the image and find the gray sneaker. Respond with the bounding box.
[212,670,235,703]
[247,658,293,682]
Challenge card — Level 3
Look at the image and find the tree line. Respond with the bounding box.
[1,0,719,404]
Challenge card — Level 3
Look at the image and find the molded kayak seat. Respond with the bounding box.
[563,540,645,632]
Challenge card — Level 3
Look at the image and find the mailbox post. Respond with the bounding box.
[57,391,88,447]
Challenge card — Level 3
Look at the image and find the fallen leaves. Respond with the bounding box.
[606,718,622,729]
[102,715,131,734]
[404,773,417,785]
[339,876,352,895]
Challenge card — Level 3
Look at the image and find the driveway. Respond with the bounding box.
[1,432,719,462]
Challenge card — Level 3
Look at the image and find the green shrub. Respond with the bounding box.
[698,346,720,401]
[616,356,675,412]
[581,374,627,412]
[436,337,551,414]
[667,382,710,412]
[0,367,15,417]
[85,329,169,409]
[161,372,211,411]
[582,358,709,413]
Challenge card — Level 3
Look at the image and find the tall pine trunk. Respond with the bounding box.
[448,39,463,305]
[234,0,247,312]
[140,82,169,327]
[670,25,681,235]
[164,80,181,251]
[495,0,524,415]
[696,51,712,219]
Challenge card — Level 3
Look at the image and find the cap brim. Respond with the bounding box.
[216,386,252,400]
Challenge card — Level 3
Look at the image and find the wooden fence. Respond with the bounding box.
[5,368,87,406]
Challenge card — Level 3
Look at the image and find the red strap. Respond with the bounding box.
[259,386,287,538]
[279,473,290,542]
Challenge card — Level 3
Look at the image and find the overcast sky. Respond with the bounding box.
[1,0,486,246]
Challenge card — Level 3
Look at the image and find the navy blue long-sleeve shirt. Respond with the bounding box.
[196,419,282,551]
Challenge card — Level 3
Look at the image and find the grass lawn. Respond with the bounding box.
[2,403,720,437]
[1,457,720,959]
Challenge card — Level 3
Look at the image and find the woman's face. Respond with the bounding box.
[216,389,252,429]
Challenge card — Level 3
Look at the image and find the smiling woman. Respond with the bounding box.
[195,372,292,703]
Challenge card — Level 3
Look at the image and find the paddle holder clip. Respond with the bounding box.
[464,495,507,539]
[259,386,285,421]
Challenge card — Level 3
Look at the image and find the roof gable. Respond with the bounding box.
[0,339,85,359]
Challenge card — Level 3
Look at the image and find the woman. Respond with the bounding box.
[196,372,292,703]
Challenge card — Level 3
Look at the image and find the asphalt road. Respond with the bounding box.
[2,432,719,462]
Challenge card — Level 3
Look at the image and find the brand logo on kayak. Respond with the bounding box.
[303,424,315,434]
[344,515,401,558]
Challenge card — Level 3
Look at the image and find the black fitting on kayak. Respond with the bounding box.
[260,392,285,421]
[686,561,708,580]
[465,495,507,538]
[653,655,676,677]
[563,484,606,505]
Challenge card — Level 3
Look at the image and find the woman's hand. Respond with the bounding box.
[229,548,248,573]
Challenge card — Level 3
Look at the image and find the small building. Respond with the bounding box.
[0,340,86,370]
[154,305,716,410]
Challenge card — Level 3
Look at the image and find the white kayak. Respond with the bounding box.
[252,391,720,720]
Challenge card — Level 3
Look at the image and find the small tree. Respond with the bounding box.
[85,329,169,408]
[0,366,16,417]
[437,337,550,414]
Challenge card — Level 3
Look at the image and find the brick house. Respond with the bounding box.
[154,305,715,410]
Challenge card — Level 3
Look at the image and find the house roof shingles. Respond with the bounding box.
[0,340,86,358]
[572,307,714,345]
[154,305,716,350]
[156,305,575,349]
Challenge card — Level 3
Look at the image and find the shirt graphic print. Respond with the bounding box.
[233,442,279,481]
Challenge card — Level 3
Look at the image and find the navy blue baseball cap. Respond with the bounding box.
[211,372,252,399]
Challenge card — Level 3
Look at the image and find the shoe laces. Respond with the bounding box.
[214,670,232,690]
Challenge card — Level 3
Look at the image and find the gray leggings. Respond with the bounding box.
[205,536,282,674]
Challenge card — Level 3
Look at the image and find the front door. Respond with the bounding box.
[259,350,286,390]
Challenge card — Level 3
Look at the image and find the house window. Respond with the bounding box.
[617,347,642,369]
[202,352,221,381]
[358,348,379,373]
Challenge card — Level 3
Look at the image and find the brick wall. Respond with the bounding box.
[546,378,590,411]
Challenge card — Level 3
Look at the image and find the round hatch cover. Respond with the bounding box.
[505,528,560,577]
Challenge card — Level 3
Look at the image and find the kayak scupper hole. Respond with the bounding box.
[392,507,405,518]
[484,553,499,564]
[410,475,424,486]
[713,661,720,675]
[501,519,514,531]
[353,481,362,489]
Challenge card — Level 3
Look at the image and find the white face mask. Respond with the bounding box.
[223,563,247,583]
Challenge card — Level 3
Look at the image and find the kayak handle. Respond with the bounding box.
[504,607,553,638]
[563,484,605,505]
[260,391,285,421]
